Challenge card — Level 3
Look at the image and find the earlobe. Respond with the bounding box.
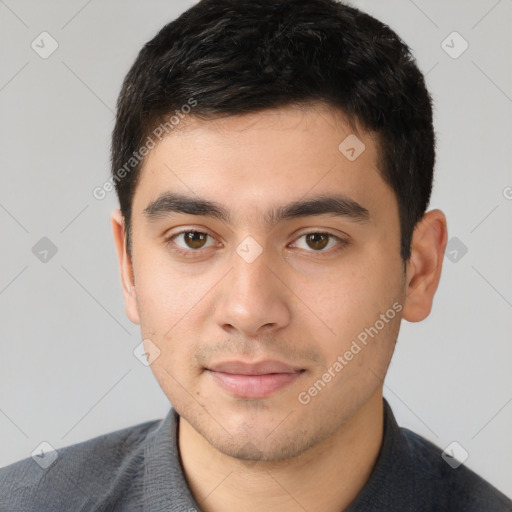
[402,209,448,323]
[110,209,141,325]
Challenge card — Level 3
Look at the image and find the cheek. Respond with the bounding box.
[132,257,215,370]
[301,251,402,385]
[131,276,187,372]
[133,252,203,331]
[302,269,402,408]
[301,250,402,354]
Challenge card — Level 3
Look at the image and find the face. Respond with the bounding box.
[118,104,410,462]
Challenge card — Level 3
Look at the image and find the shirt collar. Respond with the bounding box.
[143,407,202,512]
[345,398,415,511]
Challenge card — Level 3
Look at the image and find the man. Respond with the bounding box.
[1,0,510,510]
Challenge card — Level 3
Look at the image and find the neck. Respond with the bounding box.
[178,391,384,512]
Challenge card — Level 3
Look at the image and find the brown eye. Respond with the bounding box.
[167,230,216,254]
[305,233,329,251]
[183,231,208,249]
[290,232,346,254]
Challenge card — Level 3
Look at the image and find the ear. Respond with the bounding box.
[402,209,448,322]
[110,209,141,325]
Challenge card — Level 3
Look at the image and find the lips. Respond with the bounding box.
[207,359,303,375]
[205,359,305,398]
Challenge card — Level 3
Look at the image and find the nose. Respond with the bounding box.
[214,242,292,337]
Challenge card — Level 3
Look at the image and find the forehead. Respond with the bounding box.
[132,104,393,224]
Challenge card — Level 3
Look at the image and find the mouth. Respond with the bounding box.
[205,359,306,399]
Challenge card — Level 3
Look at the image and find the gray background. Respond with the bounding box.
[1,0,511,499]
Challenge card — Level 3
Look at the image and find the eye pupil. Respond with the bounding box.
[185,231,207,249]
[306,233,329,251]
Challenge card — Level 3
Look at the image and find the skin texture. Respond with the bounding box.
[111,104,448,512]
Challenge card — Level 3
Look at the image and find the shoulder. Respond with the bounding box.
[401,427,512,511]
[0,418,162,512]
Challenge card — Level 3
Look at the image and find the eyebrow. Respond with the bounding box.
[143,191,370,226]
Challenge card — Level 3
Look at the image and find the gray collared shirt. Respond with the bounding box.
[1,399,511,511]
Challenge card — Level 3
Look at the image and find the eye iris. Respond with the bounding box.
[306,233,329,250]
[185,231,207,249]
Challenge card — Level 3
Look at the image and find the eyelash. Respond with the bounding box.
[164,229,349,258]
